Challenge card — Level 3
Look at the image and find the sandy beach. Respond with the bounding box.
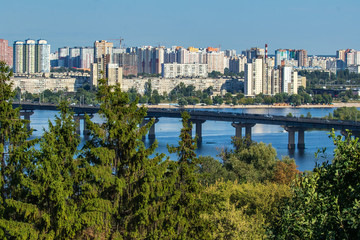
[145,102,360,109]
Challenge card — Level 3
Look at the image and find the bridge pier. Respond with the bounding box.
[192,120,206,145]
[231,123,255,140]
[231,123,243,139]
[149,119,159,139]
[285,127,306,149]
[298,129,305,149]
[83,115,93,136]
[141,118,159,140]
[74,115,82,135]
[73,115,93,136]
[20,111,34,131]
[288,129,296,150]
[245,124,255,139]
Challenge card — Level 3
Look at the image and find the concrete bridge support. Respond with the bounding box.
[232,123,243,139]
[192,120,206,145]
[141,118,159,140]
[74,115,83,135]
[285,127,306,149]
[73,115,93,136]
[245,124,255,139]
[231,123,256,140]
[298,129,305,149]
[287,129,296,150]
[21,111,34,131]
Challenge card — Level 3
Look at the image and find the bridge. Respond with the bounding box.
[13,102,360,150]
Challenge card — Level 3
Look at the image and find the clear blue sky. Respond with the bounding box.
[1,0,359,55]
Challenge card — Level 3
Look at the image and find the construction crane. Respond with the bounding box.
[108,37,124,49]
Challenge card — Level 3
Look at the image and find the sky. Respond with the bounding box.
[1,0,359,55]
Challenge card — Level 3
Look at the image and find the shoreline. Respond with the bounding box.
[145,102,360,109]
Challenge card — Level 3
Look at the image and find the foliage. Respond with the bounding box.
[167,111,209,239]
[272,156,300,185]
[201,181,291,239]
[81,79,169,238]
[1,101,84,239]
[327,106,360,121]
[270,131,360,239]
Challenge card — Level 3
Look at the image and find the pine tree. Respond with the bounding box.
[0,61,37,239]
[81,79,169,239]
[1,101,84,239]
[167,111,211,239]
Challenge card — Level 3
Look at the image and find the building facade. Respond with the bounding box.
[0,39,13,67]
[13,39,50,73]
[162,63,208,78]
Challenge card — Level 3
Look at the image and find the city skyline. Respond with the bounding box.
[1,0,359,55]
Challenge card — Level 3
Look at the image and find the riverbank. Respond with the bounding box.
[145,102,360,109]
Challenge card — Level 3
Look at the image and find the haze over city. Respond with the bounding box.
[1,0,359,54]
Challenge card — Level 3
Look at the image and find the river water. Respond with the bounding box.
[28,107,347,172]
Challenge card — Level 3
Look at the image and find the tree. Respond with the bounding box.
[272,156,300,185]
[0,100,88,239]
[221,137,277,183]
[201,181,291,240]
[0,61,37,238]
[167,112,209,239]
[82,79,169,238]
[270,131,360,239]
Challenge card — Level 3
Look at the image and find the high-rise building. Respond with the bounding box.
[36,39,50,73]
[346,49,356,66]
[206,50,225,74]
[162,63,208,78]
[112,52,137,76]
[91,40,122,87]
[229,56,247,73]
[79,47,94,69]
[244,58,263,96]
[136,46,164,74]
[296,49,308,67]
[0,39,13,67]
[13,39,50,73]
[243,47,264,63]
[13,41,24,73]
[24,39,36,73]
[94,40,113,62]
[58,47,69,67]
[275,49,289,67]
[336,49,346,62]
[281,66,298,94]
[69,47,81,68]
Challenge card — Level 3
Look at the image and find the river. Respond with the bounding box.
[28,107,347,172]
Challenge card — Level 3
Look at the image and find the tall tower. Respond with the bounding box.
[36,39,50,73]
[24,39,36,73]
[13,41,24,73]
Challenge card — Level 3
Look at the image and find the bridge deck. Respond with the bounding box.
[12,102,360,132]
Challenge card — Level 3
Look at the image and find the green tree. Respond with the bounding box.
[270,131,360,239]
[82,79,169,238]
[0,102,86,239]
[167,112,209,238]
[0,61,37,238]
[221,137,277,183]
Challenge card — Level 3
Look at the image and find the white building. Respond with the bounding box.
[79,47,94,69]
[162,63,208,78]
[13,41,24,73]
[13,39,50,73]
[244,58,263,96]
[36,40,50,73]
[282,66,298,94]
[25,39,36,73]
